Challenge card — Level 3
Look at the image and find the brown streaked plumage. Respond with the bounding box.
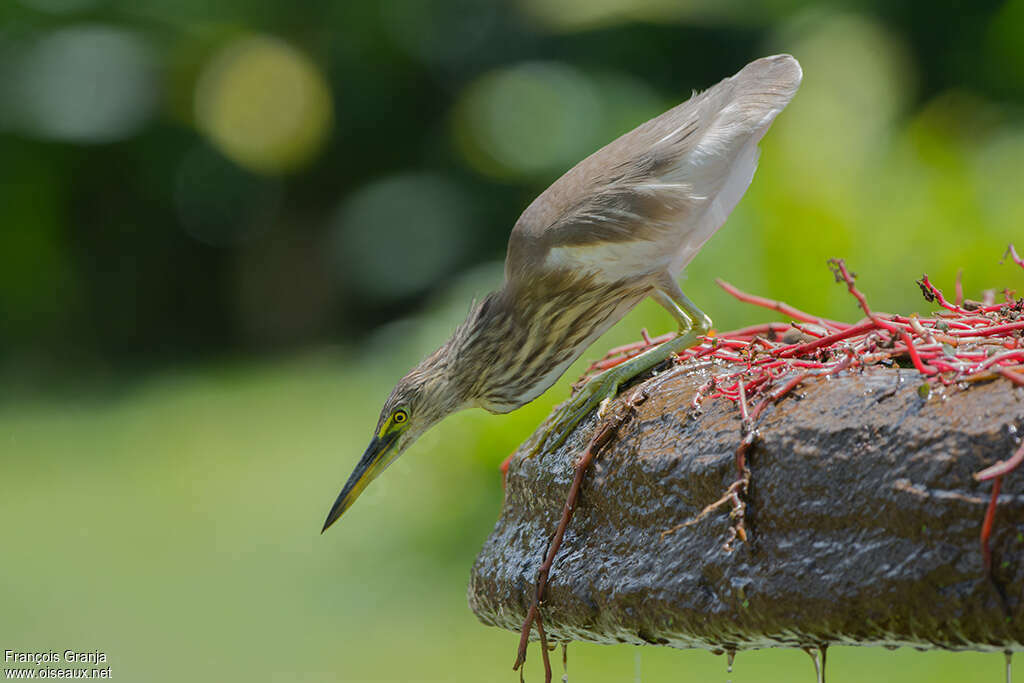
[322,54,802,531]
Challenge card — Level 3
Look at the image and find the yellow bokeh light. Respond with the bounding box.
[452,62,602,180]
[195,35,333,174]
[452,62,663,181]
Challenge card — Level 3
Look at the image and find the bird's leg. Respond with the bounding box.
[532,275,711,456]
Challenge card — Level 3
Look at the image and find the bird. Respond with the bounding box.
[322,54,802,532]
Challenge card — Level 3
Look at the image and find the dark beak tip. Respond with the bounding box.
[321,433,391,535]
[320,502,344,534]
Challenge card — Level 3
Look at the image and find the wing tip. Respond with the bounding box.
[741,54,803,96]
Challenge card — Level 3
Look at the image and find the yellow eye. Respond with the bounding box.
[392,409,408,424]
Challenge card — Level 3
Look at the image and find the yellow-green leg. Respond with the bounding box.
[532,274,711,456]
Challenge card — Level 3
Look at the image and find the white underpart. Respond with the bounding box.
[666,109,774,276]
[545,238,675,282]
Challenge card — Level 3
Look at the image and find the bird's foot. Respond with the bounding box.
[527,325,706,458]
[529,371,622,457]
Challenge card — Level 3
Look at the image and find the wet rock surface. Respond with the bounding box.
[469,365,1024,651]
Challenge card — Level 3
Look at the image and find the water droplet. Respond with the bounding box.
[726,648,735,674]
[1006,650,1012,683]
[634,649,642,683]
[803,647,821,683]
[561,642,568,683]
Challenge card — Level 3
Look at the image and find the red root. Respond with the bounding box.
[981,476,1002,573]
[512,388,648,679]
[975,441,1024,482]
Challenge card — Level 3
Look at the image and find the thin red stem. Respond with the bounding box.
[977,350,1024,372]
[901,332,937,376]
[975,441,1024,482]
[777,320,878,358]
[950,320,1024,338]
[791,322,826,338]
[513,392,644,674]
[998,367,1024,386]
[981,476,1002,572]
[717,279,847,330]
[716,322,793,339]
[919,274,972,315]
[830,259,899,333]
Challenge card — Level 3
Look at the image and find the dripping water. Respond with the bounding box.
[634,649,642,683]
[803,647,821,683]
[1006,650,1012,683]
[726,647,736,674]
[561,643,568,683]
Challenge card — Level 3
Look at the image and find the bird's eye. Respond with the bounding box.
[392,409,408,424]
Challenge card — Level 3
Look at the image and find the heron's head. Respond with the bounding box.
[321,349,466,532]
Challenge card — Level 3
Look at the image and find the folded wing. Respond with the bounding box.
[504,54,802,285]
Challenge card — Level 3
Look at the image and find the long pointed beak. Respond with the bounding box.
[321,433,397,533]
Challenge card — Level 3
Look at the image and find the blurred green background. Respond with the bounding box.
[2,0,1024,681]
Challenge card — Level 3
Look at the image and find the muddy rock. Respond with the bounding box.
[468,365,1024,651]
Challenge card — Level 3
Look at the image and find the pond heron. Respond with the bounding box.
[323,54,802,531]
